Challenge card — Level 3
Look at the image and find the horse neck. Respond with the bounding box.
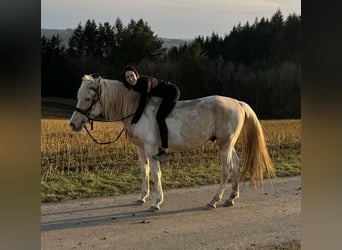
[100,79,140,121]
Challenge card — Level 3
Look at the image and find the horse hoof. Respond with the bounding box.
[149,206,160,212]
[206,203,216,209]
[136,199,145,205]
[223,200,234,207]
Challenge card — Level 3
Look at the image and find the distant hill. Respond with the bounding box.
[41,28,191,49]
[41,28,75,47]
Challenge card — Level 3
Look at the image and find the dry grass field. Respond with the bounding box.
[41,117,300,202]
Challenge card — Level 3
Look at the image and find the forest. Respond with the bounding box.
[41,9,300,119]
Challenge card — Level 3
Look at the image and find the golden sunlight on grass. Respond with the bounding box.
[41,119,300,202]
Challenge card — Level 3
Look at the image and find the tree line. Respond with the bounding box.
[41,9,300,119]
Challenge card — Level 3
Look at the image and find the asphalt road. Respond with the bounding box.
[41,176,301,249]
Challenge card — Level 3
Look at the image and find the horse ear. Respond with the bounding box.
[95,76,102,88]
[82,75,94,81]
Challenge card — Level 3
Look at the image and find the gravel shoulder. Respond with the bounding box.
[41,176,301,249]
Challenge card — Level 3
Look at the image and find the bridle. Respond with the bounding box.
[74,87,100,121]
[73,84,134,145]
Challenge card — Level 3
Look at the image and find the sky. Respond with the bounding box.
[41,0,300,39]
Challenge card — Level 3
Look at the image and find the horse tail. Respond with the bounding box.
[239,101,276,186]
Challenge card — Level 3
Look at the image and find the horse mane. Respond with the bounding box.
[95,76,140,121]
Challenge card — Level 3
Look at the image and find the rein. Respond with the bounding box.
[84,124,125,145]
[82,113,135,145]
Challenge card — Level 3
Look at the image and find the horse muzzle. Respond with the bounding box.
[69,119,85,132]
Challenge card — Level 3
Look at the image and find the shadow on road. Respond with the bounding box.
[41,202,213,232]
[41,202,137,216]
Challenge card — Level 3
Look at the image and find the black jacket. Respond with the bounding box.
[130,76,179,124]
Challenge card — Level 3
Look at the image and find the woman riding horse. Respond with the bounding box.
[122,65,180,162]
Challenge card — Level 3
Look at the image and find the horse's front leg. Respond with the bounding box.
[136,145,150,204]
[145,145,164,210]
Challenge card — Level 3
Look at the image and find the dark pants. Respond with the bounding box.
[156,84,180,149]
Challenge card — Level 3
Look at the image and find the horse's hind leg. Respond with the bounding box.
[136,146,150,204]
[223,148,240,207]
[207,145,231,208]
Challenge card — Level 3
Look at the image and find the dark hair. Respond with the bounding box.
[122,65,140,89]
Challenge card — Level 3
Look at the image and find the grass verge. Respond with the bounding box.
[41,119,300,202]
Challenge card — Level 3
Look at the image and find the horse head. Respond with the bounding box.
[69,75,103,131]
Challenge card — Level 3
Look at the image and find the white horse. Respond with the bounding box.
[69,75,276,210]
